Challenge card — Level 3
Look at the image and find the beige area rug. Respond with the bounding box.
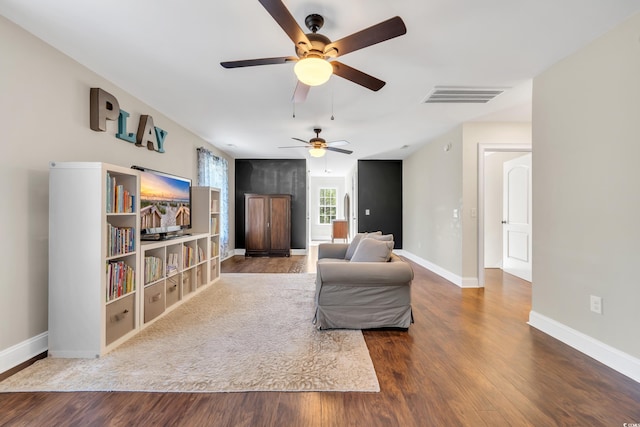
[0,273,379,393]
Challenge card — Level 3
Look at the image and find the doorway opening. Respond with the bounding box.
[477,143,532,286]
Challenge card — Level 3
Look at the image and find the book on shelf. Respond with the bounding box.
[106,260,135,302]
[198,246,205,263]
[106,224,135,257]
[144,256,163,284]
[211,199,219,213]
[105,172,135,214]
[183,246,194,268]
[210,217,218,234]
[166,252,179,274]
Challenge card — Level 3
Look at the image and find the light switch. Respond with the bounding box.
[365,209,370,215]
[453,209,459,219]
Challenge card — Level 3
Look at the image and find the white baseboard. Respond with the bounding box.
[0,332,48,374]
[396,250,480,288]
[529,311,640,383]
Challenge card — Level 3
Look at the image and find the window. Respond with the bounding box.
[319,188,337,224]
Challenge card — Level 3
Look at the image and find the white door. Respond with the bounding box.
[502,153,532,282]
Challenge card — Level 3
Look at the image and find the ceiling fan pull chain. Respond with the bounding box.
[331,82,335,120]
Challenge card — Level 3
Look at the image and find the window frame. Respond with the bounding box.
[318,187,338,225]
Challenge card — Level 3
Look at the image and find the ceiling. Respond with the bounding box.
[3,1,639,176]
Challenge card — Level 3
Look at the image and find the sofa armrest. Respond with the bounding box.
[317,259,414,285]
[318,243,349,260]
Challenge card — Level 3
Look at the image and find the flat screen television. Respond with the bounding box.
[132,166,191,240]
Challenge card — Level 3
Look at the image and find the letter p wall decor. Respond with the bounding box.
[90,88,167,153]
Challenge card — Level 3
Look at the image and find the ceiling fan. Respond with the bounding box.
[220,0,407,102]
[280,128,353,157]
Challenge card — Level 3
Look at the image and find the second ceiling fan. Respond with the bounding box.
[280,128,353,157]
[221,0,407,102]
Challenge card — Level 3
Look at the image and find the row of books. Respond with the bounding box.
[144,256,163,284]
[106,172,135,213]
[211,217,219,234]
[106,260,135,302]
[183,246,194,268]
[211,241,219,258]
[107,224,135,257]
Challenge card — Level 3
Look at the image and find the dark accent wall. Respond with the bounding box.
[358,160,403,248]
[235,159,307,250]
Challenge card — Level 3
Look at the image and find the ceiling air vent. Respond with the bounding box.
[422,86,506,104]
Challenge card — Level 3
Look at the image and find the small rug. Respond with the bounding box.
[0,273,379,393]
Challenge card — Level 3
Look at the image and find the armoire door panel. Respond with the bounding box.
[269,195,291,253]
[245,195,269,255]
[245,194,291,256]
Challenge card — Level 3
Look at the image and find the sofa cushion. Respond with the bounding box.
[345,231,381,260]
[350,238,394,262]
[365,233,394,242]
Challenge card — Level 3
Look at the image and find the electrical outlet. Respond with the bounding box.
[590,295,602,314]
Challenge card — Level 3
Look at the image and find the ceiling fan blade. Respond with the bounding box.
[259,0,311,49]
[326,146,353,155]
[279,146,309,148]
[331,61,386,91]
[326,140,349,147]
[325,16,406,58]
[292,137,312,145]
[292,81,310,103]
[221,57,297,68]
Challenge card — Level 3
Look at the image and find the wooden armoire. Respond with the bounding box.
[244,194,291,257]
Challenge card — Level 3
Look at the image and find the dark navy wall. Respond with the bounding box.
[357,160,403,249]
[235,159,307,250]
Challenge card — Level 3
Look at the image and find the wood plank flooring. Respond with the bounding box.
[1,249,639,426]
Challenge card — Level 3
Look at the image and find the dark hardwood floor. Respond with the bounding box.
[1,249,639,426]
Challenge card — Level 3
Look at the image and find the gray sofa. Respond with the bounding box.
[313,242,414,330]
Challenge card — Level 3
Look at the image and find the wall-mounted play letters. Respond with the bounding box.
[90,88,167,153]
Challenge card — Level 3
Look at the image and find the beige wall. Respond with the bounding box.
[461,123,532,281]
[0,16,233,358]
[532,12,640,358]
[403,123,531,283]
[403,127,464,276]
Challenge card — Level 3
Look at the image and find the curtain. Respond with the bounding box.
[197,147,229,258]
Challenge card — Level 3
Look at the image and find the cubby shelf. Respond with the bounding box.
[139,233,211,326]
[191,186,222,283]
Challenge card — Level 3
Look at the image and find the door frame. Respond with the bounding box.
[477,143,532,286]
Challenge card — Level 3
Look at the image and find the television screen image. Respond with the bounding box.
[134,167,191,238]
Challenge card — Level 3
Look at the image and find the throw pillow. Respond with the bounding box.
[345,231,382,260]
[365,233,394,242]
[350,238,394,262]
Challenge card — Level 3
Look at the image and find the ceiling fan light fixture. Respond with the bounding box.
[294,57,332,86]
[309,147,326,157]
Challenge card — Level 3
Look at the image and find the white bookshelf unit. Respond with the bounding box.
[191,186,222,283]
[49,162,140,358]
[48,164,224,357]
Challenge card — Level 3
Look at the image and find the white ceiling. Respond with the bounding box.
[3,0,640,175]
